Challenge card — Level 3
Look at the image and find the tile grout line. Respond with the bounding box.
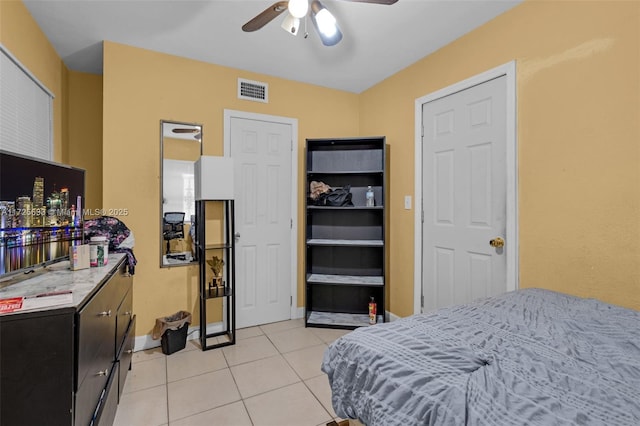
[220,339,256,426]
[281,348,335,423]
[164,355,170,425]
[128,320,336,426]
[236,322,330,416]
[167,400,252,425]
[265,323,336,423]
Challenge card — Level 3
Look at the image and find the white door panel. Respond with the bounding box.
[423,76,507,312]
[231,117,292,328]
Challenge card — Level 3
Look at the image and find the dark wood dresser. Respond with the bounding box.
[0,253,135,426]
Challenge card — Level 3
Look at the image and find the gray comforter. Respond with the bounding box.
[321,289,640,425]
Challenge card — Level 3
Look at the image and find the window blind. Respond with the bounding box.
[0,44,53,160]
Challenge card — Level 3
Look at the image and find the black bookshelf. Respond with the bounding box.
[305,137,386,329]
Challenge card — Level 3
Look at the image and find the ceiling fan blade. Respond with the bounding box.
[337,0,398,4]
[172,128,199,134]
[242,1,289,32]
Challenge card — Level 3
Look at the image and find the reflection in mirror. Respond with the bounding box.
[160,120,202,267]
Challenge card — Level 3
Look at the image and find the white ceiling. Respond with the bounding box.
[23,0,522,94]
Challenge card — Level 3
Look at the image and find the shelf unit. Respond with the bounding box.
[196,199,236,350]
[305,137,386,329]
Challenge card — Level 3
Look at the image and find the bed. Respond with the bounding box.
[321,288,640,425]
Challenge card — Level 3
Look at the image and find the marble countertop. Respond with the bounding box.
[0,253,126,315]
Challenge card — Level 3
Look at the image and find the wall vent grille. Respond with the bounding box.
[238,78,268,103]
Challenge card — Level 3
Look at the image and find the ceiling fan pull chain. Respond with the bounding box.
[304,15,309,38]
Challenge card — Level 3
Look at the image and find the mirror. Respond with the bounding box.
[160,120,202,267]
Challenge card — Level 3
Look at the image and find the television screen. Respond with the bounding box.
[0,150,85,276]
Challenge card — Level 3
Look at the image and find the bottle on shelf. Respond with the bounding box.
[366,186,375,207]
[369,296,377,325]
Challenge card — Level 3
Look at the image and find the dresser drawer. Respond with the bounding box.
[75,355,112,426]
[115,287,133,356]
[76,278,119,389]
[118,315,136,400]
[91,362,119,426]
[109,261,132,316]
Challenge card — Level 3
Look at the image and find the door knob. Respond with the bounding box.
[489,237,505,248]
[234,232,240,239]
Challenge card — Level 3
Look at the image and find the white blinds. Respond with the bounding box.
[0,44,53,160]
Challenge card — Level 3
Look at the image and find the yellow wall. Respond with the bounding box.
[0,0,66,162]
[163,136,201,161]
[102,42,360,335]
[67,71,103,211]
[0,1,104,199]
[360,0,640,314]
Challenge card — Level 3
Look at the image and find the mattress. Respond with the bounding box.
[321,288,640,425]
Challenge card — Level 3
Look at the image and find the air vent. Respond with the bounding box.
[238,78,268,103]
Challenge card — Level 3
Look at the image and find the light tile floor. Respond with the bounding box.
[113,318,351,426]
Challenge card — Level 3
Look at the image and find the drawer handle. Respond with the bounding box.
[96,369,109,377]
[98,310,112,317]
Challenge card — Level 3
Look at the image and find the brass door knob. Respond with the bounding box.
[489,237,505,248]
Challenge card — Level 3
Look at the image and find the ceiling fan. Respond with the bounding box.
[242,0,398,46]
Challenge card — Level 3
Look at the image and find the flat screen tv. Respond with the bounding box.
[0,150,85,277]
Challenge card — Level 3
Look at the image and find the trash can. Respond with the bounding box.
[151,311,191,355]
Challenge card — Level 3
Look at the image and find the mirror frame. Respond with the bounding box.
[159,119,203,268]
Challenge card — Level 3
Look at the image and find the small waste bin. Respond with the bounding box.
[152,311,191,355]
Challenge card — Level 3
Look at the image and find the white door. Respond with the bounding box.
[422,76,507,312]
[230,117,292,328]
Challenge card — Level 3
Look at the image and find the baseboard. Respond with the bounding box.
[133,308,371,351]
[293,306,304,319]
[133,321,224,352]
[388,311,401,322]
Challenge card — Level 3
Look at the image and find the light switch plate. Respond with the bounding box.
[404,195,412,210]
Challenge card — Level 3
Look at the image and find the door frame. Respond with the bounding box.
[413,61,518,315]
[223,109,299,321]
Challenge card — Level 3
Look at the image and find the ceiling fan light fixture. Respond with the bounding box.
[281,13,300,35]
[315,9,337,37]
[310,0,342,46]
[288,0,309,19]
